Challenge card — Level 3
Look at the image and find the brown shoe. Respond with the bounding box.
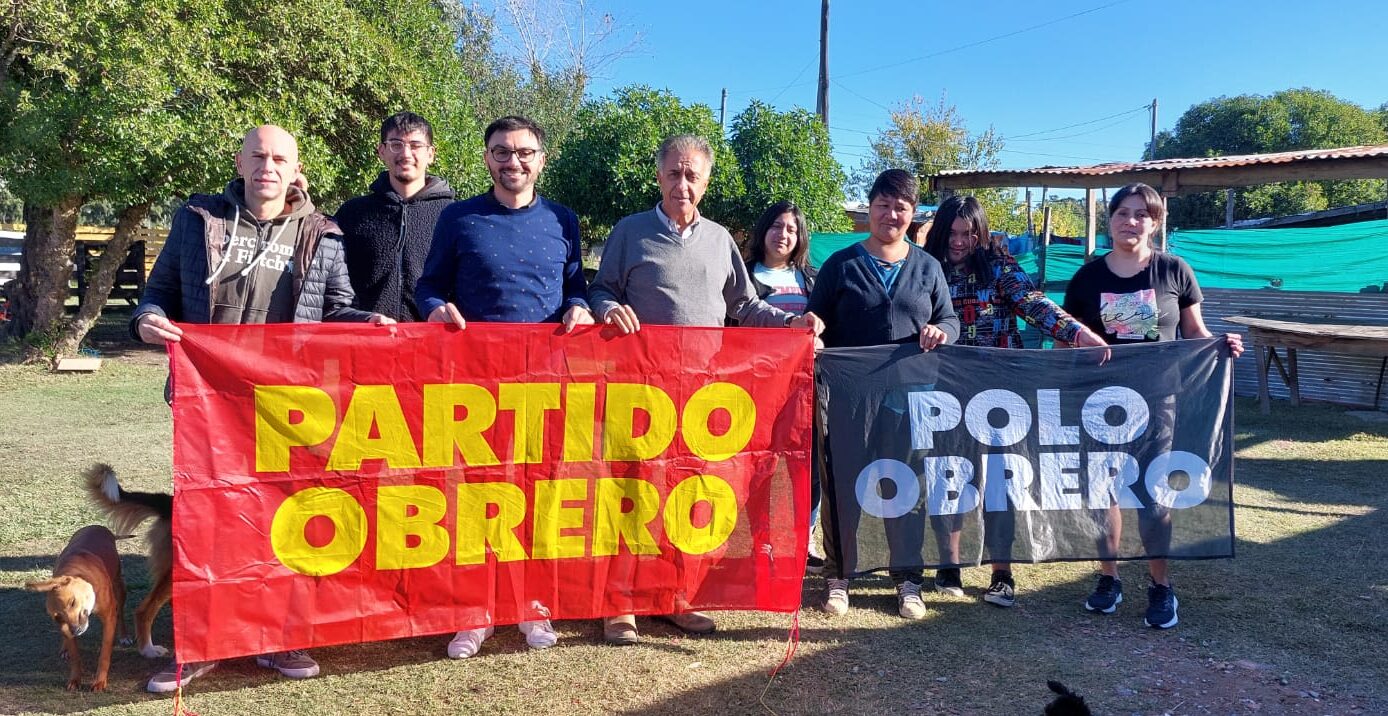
[657,611,716,635]
[603,615,639,646]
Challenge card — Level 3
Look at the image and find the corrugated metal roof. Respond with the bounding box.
[936,144,1388,179]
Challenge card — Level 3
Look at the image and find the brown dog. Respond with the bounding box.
[26,525,130,691]
[82,464,173,663]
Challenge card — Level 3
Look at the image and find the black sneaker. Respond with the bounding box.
[805,555,825,576]
[933,568,964,597]
[1144,579,1179,629]
[1084,575,1123,613]
[982,570,1016,608]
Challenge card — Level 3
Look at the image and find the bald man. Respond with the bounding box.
[130,125,392,694]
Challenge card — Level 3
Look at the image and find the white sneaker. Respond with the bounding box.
[822,578,850,615]
[518,619,558,649]
[897,581,927,620]
[446,626,494,659]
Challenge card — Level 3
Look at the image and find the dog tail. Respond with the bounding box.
[83,463,172,535]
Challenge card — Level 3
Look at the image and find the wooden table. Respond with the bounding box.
[1225,316,1388,414]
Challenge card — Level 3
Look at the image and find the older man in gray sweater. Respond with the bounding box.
[588,134,823,645]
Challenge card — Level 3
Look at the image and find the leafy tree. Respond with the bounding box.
[443,5,582,155]
[856,95,1035,235]
[0,179,19,224]
[1150,89,1387,229]
[544,85,743,241]
[855,95,1004,206]
[728,101,850,235]
[0,0,486,359]
[1033,196,1090,239]
[442,1,641,159]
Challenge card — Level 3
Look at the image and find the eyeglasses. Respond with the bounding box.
[383,139,431,154]
[488,146,541,163]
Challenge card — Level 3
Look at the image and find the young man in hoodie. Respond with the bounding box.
[415,115,593,659]
[131,124,393,694]
[336,112,456,321]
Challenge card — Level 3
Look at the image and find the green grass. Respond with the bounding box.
[1,310,1385,715]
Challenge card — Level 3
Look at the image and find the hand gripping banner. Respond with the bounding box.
[815,338,1234,577]
[168,323,814,662]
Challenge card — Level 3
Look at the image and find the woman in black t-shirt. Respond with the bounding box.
[1062,183,1243,630]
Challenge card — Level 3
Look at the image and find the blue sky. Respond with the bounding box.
[583,0,1388,194]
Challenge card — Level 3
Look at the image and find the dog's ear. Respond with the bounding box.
[25,579,60,592]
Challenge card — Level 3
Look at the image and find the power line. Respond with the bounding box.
[833,0,1133,81]
[831,79,893,112]
[769,55,819,105]
[1006,104,1150,139]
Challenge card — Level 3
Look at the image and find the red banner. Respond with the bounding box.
[168,323,814,662]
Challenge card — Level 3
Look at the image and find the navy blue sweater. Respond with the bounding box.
[415,191,588,322]
[806,242,960,348]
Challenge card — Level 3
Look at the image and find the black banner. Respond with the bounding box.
[816,338,1234,576]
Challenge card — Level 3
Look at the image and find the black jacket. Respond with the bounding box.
[335,173,455,321]
[131,186,369,340]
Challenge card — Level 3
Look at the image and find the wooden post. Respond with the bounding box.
[1256,344,1271,414]
[1084,188,1097,262]
[1159,195,1170,251]
[815,0,829,127]
[1225,188,1235,227]
[1025,188,1034,236]
[1039,206,1053,290]
[719,88,728,130]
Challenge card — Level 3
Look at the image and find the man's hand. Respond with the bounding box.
[562,305,596,333]
[368,313,397,326]
[427,303,466,329]
[1225,332,1245,358]
[919,324,947,352]
[789,311,825,336]
[136,314,183,344]
[602,304,641,334]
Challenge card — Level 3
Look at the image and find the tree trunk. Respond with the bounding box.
[51,202,152,359]
[4,197,82,358]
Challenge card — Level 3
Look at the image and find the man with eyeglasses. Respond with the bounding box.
[416,115,591,332]
[415,115,593,659]
[336,111,456,321]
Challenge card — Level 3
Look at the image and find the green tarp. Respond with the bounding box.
[809,218,1388,294]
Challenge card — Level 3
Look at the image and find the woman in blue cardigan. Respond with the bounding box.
[807,169,960,621]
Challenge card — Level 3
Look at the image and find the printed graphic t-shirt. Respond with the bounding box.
[1062,251,1202,344]
[751,263,808,315]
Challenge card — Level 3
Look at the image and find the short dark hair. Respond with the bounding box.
[924,195,992,280]
[380,112,433,145]
[484,115,546,150]
[746,200,809,269]
[1108,183,1165,223]
[868,169,918,206]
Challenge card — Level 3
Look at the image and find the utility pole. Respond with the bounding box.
[1149,98,1158,157]
[815,0,829,126]
[720,88,728,130]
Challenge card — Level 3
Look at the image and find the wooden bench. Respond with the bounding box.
[72,240,147,307]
